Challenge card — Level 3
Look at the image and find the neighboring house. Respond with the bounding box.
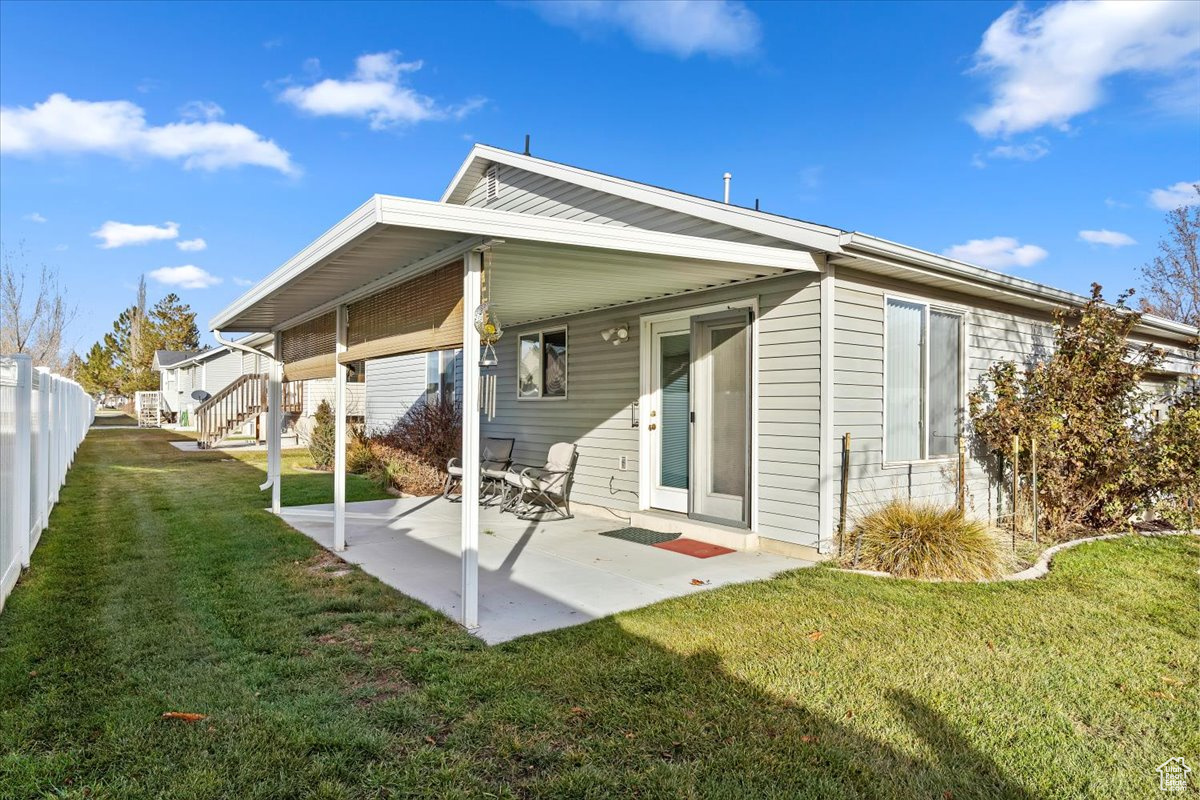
[153,337,366,436]
[211,144,1200,560]
[365,349,463,433]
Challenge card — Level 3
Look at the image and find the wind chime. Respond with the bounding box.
[474,248,503,421]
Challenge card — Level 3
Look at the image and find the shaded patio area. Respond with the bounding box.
[279,497,811,643]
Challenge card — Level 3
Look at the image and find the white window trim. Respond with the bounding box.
[882,292,967,467]
[425,350,456,401]
[516,326,569,401]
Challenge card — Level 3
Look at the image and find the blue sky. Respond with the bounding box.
[1,0,1197,351]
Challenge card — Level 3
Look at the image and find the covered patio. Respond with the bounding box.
[210,192,822,633]
[280,496,808,643]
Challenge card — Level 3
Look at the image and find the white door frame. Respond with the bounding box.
[638,297,760,531]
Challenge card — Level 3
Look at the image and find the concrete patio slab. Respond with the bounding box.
[278,497,812,643]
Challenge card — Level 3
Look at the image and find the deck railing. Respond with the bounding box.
[195,374,303,449]
[1,355,95,612]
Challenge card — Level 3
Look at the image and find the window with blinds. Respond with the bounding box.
[343,262,464,363]
[279,311,337,382]
[884,298,963,462]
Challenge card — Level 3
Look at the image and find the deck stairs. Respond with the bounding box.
[196,374,303,449]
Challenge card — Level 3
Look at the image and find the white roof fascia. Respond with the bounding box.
[209,197,379,332]
[441,145,843,251]
[376,195,819,270]
[266,235,483,335]
[838,232,1200,345]
[211,195,819,331]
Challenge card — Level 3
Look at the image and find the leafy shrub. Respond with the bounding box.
[346,425,375,474]
[970,285,1197,531]
[365,442,445,495]
[851,501,1005,580]
[308,399,336,470]
[1144,386,1200,525]
[376,395,462,470]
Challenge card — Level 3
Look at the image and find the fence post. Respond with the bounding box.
[36,369,50,531]
[12,357,32,568]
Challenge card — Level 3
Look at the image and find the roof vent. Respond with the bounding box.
[485,165,499,203]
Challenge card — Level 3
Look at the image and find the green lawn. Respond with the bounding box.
[89,408,137,427]
[1,428,1196,799]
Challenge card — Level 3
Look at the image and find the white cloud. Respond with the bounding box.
[943,236,1048,269]
[0,93,298,175]
[969,1,1200,137]
[531,0,761,59]
[278,52,484,130]
[53,244,68,251]
[1105,197,1131,209]
[179,100,224,122]
[987,138,1049,162]
[92,220,179,249]
[176,237,207,252]
[23,212,47,223]
[1149,180,1200,210]
[148,265,222,289]
[1078,229,1136,247]
[232,277,255,287]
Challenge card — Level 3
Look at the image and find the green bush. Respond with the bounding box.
[346,425,375,474]
[970,285,1198,531]
[308,399,336,470]
[851,501,1004,581]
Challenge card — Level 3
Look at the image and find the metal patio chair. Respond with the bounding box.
[444,437,515,503]
[501,442,579,520]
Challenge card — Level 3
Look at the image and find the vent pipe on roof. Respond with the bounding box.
[723,172,731,204]
[524,134,531,156]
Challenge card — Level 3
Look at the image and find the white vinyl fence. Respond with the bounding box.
[0,355,95,612]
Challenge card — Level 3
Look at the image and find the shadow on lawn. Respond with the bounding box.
[2,427,1038,799]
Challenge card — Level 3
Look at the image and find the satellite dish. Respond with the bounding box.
[191,389,212,402]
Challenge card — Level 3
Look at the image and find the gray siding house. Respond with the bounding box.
[212,145,1199,566]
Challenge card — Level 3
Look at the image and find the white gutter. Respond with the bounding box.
[837,232,1200,344]
[213,330,273,360]
[212,330,276,493]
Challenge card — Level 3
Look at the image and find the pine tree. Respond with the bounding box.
[150,293,200,351]
[77,341,118,397]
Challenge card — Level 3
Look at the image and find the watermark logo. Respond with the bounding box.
[1157,757,1192,793]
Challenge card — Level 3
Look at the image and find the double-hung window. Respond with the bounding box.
[884,298,963,462]
[517,328,567,399]
[425,350,457,402]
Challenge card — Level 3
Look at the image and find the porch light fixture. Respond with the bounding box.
[600,323,629,346]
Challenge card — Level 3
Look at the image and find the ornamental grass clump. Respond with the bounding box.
[853,501,1004,581]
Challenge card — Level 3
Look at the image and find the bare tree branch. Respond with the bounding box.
[0,242,78,370]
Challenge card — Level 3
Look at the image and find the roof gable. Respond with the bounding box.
[442,145,842,252]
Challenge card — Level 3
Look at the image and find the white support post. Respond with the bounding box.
[818,261,836,554]
[12,356,32,568]
[267,332,283,514]
[460,251,482,629]
[333,304,348,552]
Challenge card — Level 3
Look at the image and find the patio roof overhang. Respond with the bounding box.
[211,195,822,335]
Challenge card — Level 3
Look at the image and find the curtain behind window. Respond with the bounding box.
[927,311,961,456]
[885,299,923,461]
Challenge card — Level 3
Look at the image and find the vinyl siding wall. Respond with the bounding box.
[364,351,463,434]
[462,165,794,247]
[462,272,823,546]
[201,350,242,396]
[831,267,1058,524]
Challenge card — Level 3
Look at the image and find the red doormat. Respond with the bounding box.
[652,537,735,558]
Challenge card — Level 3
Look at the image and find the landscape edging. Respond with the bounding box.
[834,529,1198,583]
